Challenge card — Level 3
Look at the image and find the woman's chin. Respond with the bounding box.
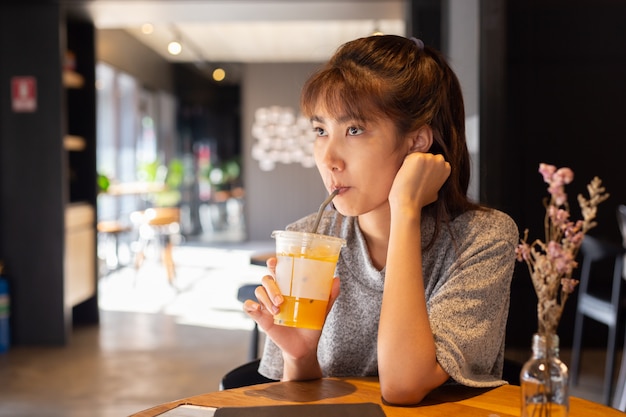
[332,204,359,217]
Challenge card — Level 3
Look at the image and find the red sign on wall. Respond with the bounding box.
[11,76,37,113]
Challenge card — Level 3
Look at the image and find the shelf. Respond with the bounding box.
[64,134,86,151]
[64,202,96,307]
[63,70,84,88]
[106,181,167,196]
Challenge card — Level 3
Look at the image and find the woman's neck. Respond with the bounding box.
[357,207,392,270]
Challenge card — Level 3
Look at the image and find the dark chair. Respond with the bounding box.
[611,205,626,411]
[237,284,261,360]
[219,358,277,390]
[569,233,625,406]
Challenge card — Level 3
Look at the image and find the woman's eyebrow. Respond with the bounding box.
[309,114,361,124]
[337,115,357,124]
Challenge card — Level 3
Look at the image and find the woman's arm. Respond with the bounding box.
[378,152,451,404]
[378,212,449,405]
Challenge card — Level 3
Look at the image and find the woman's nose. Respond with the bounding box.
[316,137,344,172]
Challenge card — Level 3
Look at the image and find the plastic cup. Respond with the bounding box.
[271,230,346,330]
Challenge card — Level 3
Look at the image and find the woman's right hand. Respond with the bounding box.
[389,151,450,215]
[242,257,341,378]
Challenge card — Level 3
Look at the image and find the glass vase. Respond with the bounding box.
[520,333,569,417]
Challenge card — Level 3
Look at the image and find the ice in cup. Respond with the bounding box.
[271,230,346,330]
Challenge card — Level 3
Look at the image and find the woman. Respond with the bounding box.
[243,35,518,405]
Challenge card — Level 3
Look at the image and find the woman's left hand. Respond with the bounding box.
[388,152,451,214]
[243,257,342,378]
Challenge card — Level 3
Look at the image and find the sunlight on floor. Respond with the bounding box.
[98,245,267,331]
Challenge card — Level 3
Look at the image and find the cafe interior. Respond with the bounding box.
[1,0,626,416]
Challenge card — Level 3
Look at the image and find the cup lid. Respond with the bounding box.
[271,230,346,247]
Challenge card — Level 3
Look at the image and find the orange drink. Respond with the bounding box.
[271,231,345,330]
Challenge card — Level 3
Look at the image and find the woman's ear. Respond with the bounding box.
[408,125,433,153]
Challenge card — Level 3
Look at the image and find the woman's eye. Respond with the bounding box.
[347,126,364,136]
[313,127,328,137]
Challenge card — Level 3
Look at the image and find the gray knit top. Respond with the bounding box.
[258,208,519,387]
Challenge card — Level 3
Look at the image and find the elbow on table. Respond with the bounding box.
[378,361,449,405]
[379,381,431,406]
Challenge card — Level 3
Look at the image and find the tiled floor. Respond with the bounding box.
[0,241,621,416]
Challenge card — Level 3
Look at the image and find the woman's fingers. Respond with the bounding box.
[261,274,283,307]
[266,257,277,277]
[242,257,284,329]
[243,283,276,324]
[243,299,276,329]
[247,278,277,315]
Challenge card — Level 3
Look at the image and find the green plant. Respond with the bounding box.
[138,158,184,207]
[201,157,241,191]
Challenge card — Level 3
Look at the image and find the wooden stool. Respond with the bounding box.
[97,220,132,271]
[131,208,180,284]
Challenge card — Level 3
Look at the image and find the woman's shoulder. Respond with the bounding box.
[453,207,519,245]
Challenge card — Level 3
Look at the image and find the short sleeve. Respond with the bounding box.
[426,210,518,387]
[258,337,284,380]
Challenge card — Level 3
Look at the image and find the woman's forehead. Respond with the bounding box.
[309,98,378,123]
[310,105,354,122]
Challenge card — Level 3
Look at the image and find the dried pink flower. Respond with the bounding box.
[553,167,574,185]
[515,242,532,262]
[517,163,609,336]
[561,278,580,294]
[548,207,570,229]
[538,163,556,182]
[540,165,574,206]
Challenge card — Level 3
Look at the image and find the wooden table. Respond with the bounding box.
[129,377,624,417]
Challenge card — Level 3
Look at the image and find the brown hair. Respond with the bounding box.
[301,35,480,239]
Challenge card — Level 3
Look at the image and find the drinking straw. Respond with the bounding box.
[311,189,339,233]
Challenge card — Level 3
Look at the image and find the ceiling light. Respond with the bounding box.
[141,23,154,35]
[167,40,182,56]
[212,68,226,82]
[168,25,184,56]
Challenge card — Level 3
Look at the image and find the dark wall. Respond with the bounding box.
[406,0,442,50]
[481,0,626,347]
[0,4,68,344]
[0,3,99,344]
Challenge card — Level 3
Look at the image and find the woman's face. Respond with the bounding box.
[311,105,409,217]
